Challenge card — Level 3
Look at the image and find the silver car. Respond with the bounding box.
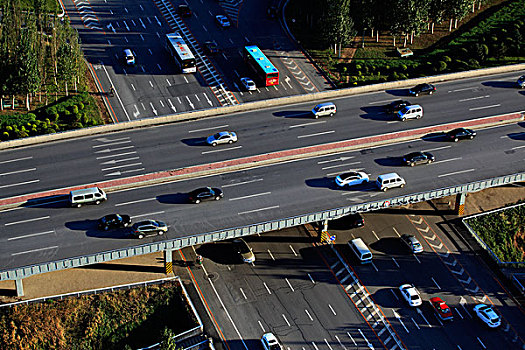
[240,77,256,91]
[206,131,237,146]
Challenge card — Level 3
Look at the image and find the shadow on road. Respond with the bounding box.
[23,194,69,209]
[359,106,395,122]
[481,81,518,89]
[180,137,208,147]
[156,193,189,205]
[272,110,312,118]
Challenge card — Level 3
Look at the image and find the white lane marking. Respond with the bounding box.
[96,151,137,160]
[438,169,476,177]
[239,287,247,299]
[411,317,420,329]
[91,140,131,148]
[357,329,372,349]
[477,337,486,349]
[101,162,143,171]
[282,314,291,327]
[258,320,265,332]
[238,206,279,215]
[458,95,489,102]
[11,245,58,256]
[468,104,500,111]
[393,309,409,333]
[0,168,36,176]
[289,245,298,256]
[392,257,400,268]
[450,87,476,92]
[368,99,396,105]
[289,121,326,128]
[431,277,441,290]
[8,230,54,241]
[317,156,355,164]
[328,304,337,316]
[115,197,156,206]
[201,146,242,155]
[308,273,315,284]
[321,162,361,170]
[222,179,263,188]
[432,157,462,164]
[0,156,33,164]
[130,211,165,219]
[229,192,271,201]
[347,332,357,346]
[95,145,135,154]
[392,227,401,237]
[100,157,140,165]
[421,145,451,152]
[511,144,525,150]
[305,309,314,321]
[414,254,421,264]
[326,168,364,177]
[267,249,275,260]
[188,124,229,133]
[0,179,40,189]
[391,289,399,300]
[285,278,295,292]
[297,130,335,138]
[263,282,272,294]
[372,230,380,241]
[5,216,50,226]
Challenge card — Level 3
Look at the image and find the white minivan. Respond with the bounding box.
[397,104,423,121]
[376,173,406,191]
[348,238,373,264]
[311,102,336,118]
[69,187,107,207]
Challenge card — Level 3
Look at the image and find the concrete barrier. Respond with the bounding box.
[1,63,524,150]
[1,111,521,210]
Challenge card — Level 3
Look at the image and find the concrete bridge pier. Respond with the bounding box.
[455,192,467,215]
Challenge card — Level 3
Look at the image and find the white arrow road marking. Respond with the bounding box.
[458,276,472,285]
[168,98,176,112]
[443,259,457,266]
[149,102,157,115]
[204,93,213,106]
[417,226,430,233]
[101,157,139,165]
[186,96,195,109]
[411,218,423,224]
[133,104,140,118]
[101,162,142,171]
[451,267,464,275]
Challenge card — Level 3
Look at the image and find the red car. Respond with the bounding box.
[430,296,453,321]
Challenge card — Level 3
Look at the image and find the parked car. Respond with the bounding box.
[346,213,365,228]
[517,75,525,88]
[408,83,436,96]
[446,128,476,142]
[206,131,237,146]
[430,296,453,321]
[240,77,256,91]
[130,220,168,239]
[261,332,283,350]
[215,14,231,28]
[177,4,192,17]
[188,187,224,204]
[400,234,423,254]
[204,41,220,55]
[385,100,411,114]
[473,304,501,328]
[123,49,135,65]
[233,238,255,263]
[335,171,369,188]
[98,214,131,231]
[399,284,422,307]
[402,151,435,166]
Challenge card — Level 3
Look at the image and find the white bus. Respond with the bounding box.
[165,32,196,73]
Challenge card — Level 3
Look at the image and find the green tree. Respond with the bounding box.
[323,0,355,56]
[158,327,183,350]
[17,17,41,110]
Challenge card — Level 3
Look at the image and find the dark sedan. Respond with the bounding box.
[446,128,476,142]
[188,187,224,204]
[204,41,220,55]
[385,100,411,114]
[402,151,435,166]
[98,214,131,231]
[177,4,192,17]
[346,213,365,228]
[408,83,436,96]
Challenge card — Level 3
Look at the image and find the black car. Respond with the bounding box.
[408,83,436,96]
[188,187,224,204]
[385,100,411,114]
[346,213,365,228]
[98,214,131,231]
[446,128,476,142]
[177,4,192,17]
[402,151,435,166]
[130,220,168,239]
[204,41,220,55]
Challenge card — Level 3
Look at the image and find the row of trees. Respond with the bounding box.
[0,0,84,111]
[292,0,494,53]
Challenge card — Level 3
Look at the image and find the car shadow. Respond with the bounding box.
[156,193,190,205]
[326,215,364,230]
[507,131,525,141]
[359,106,394,122]
[196,242,242,265]
[421,132,450,142]
[65,220,131,239]
[23,194,70,209]
[369,237,406,255]
[180,137,208,147]
[273,110,312,119]
[385,88,410,97]
[375,156,404,167]
[305,177,377,192]
[481,81,518,89]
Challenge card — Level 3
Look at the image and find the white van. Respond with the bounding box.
[397,104,423,121]
[348,238,373,264]
[69,187,107,207]
[376,173,406,191]
[311,102,336,118]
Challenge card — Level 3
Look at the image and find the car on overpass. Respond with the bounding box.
[446,128,476,142]
[98,214,131,231]
[402,151,435,166]
[399,284,422,307]
[473,304,501,328]
[430,296,453,321]
[188,187,224,204]
[130,220,168,239]
[335,171,369,188]
[206,131,237,146]
[215,15,231,28]
[517,75,525,88]
[204,41,220,56]
[408,83,436,96]
[385,100,412,114]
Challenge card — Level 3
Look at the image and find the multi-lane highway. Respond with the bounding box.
[0,72,523,200]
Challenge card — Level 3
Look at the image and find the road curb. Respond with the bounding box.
[1,111,522,210]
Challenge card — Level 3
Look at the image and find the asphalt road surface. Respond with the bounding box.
[0,72,523,200]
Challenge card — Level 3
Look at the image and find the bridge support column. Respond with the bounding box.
[164,249,173,275]
[15,278,24,297]
[322,220,329,232]
[454,193,467,215]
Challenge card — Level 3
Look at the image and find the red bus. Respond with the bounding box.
[243,45,279,86]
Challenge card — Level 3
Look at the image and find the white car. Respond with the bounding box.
[473,304,501,328]
[240,77,256,91]
[399,284,422,307]
[215,14,231,28]
[123,49,135,65]
[206,131,237,146]
[335,171,369,187]
[261,333,283,350]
